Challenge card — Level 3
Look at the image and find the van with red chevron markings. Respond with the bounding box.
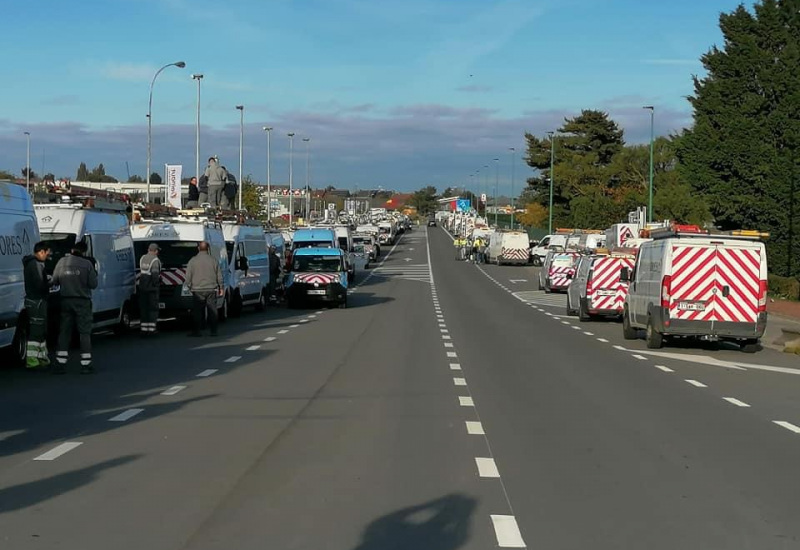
[620,225,768,352]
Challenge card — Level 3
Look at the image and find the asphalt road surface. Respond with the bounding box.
[2,226,800,549]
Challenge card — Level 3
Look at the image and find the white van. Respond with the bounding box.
[265,231,286,262]
[0,182,39,364]
[130,220,230,321]
[487,230,529,265]
[334,224,364,278]
[622,225,768,351]
[567,250,636,320]
[530,234,567,266]
[576,232,606,251]
[36,203,136,333]
[222,222,270,315]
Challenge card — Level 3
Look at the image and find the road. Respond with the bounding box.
[1,226,800,548]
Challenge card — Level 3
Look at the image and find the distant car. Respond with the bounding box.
[427,217,437,227]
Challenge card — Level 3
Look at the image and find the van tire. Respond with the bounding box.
[113,302,132,335]
[532,255,542,267]
[578,299,591,322]
[622,308,637,340]
[566,297,578,317]
[4,314,29,367]
[645,316,663,349]
[740,339,760,353]
[230,291,243,318]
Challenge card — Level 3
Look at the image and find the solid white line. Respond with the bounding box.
[613,345,626,351]
[774,421,800,434]
[246,345,261,351]
[475,457,500,478]
[723,397,751,408]
[444,342,454,348]
[447,351,458,358]
[34,442,83,461]
[632,354,647,360]
[264,336,277,342]
[466,421,485,435]
[197,369,218,377]
[491,515,526,548]
[224,356,241,363]
[654,365,674,372]
[583,332,594,336]
[454,377,467,386]
[459,396,474,407]
[597,338,609,343]
[161,385,187,396]
[450,363,462,370]
[277,329,289,334]
[685,379,707,388]
[109,408,144,422]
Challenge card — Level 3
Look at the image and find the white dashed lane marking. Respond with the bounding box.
[613,345,626,351]
[459,396,474,407]
[224,356,241,363]
[197,369,218,377]
[450,363,461,370]
[447,352,458,358]
[277,330,289,334]
[34,442,83,461]
[597,338,609,343]
[263,337,277,342]
[466,421,485,435]
[724,397,751,408]
[583,332,594,336]
[444,343,454,348]
[491,515,526,548]
[246,345,261,351]
[289,324,300,328]
[632,354,647,360]
[109,408,144,422]
[475,457,501,478]
[685,379,707,388]
[774,421,800,434]
[161,385,187,396]
[454,378,467,386]
[655,365,674,372]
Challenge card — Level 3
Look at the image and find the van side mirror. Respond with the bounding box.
[619,267,630,283]
[237,257,249,272]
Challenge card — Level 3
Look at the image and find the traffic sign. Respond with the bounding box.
[480,193,487,204]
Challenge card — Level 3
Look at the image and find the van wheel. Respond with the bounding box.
[4,314,29,367]
[646,316,663,349]
[566,297,578,317]
[113,302,132,335]
[622,308,638,340]
[230,291,243,318]
[532,255,542,267]
[578,299,591,322]
[740,339,760,353]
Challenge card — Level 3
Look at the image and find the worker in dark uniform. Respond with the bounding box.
[137,243,161,337]
[22,242,52,369]
[52,241,98,374]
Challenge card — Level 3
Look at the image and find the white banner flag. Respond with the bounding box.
[165,164,183,209]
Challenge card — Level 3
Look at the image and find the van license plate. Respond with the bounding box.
[307,290,326,295]
[678,301,705,311]
[596,290,616,296]
[158,303,165,309]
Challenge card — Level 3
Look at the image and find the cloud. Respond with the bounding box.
[456,85,494,93]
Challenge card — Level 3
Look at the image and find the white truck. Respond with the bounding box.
[621,225,768,351]
[0,182,39,364]
[36,202,136,334]
[222,222,270,315]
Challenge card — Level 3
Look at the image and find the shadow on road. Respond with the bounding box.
[351,493,476,550]
[0,454,141,515]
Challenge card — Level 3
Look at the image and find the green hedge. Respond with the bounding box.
[768,273,800,301]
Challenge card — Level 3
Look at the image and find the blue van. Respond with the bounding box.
[285,247,348,309]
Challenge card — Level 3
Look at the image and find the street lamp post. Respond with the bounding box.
[288,132,295,227]
[303,138,311,220]
[483,164,489,217]
[146,60,186,203]
[469,173,475,210]
[643,105,655,223]
[547,131,555,234]
[263,127,273,222]
[24,132,30,194]
[236,105,244,210]
[191,74,203,182]
[493,158,499,227]
[509,147,516,229]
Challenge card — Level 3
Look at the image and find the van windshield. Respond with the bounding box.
[552,256,577,268]
[40,232,76,275]
[293,255,342,272]
[292,240,333,251]
[134,241,199,269]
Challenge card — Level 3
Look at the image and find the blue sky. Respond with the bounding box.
[0,0,742,193]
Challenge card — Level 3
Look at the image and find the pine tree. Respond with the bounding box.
[76,162,89,181]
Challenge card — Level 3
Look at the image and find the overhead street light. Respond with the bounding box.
[288,132,295,226]
[146,60,186,202]
[236,105,244,210]
[547,131,555,234]
[509,147,516,229]
[24,132,30,194]
[191,74,203,182]
[303,137,311,220]
[263,126,273,222]
[493,158,499,227]
[643,105,655,223]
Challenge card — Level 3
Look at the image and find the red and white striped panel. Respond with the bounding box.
[669,245,760,323]
[292,272,339,285]
[588,257,634,312]
[160,268,187,286]
[501,248,529,261]
[548,266,575,289]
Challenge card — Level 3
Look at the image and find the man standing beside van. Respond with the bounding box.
[185,241,223,337]
[137,243,161,337]
[22,242,52,369]
[204,156,227,209]
[52,241,98,374]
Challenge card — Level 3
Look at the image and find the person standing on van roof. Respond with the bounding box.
[204,157,227,209]
[220,168,237,210]
[137,243,161,337]
[22,242,52,369]
[186,177,200,209]
[198,174,209,206]
[52,241,98,374]
[185,241,223,337]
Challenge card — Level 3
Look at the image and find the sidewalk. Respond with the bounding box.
[766,299,800,353]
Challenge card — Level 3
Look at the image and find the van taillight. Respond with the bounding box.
[758,279,768,312]
[661,275,672,308]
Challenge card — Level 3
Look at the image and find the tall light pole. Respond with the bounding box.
[483,164,489,218]
[288,132,295,226]
[236,105,244,210]
[469,173,475,210]
[191,74,203,182]
[547,131,555,234]
[263,127,273,222]
[146,60,186,202]
[24,132,31,194]
[303,137,311,220]
[493,158,499,227]
[509,147,516,230]
[643,105,655,223]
